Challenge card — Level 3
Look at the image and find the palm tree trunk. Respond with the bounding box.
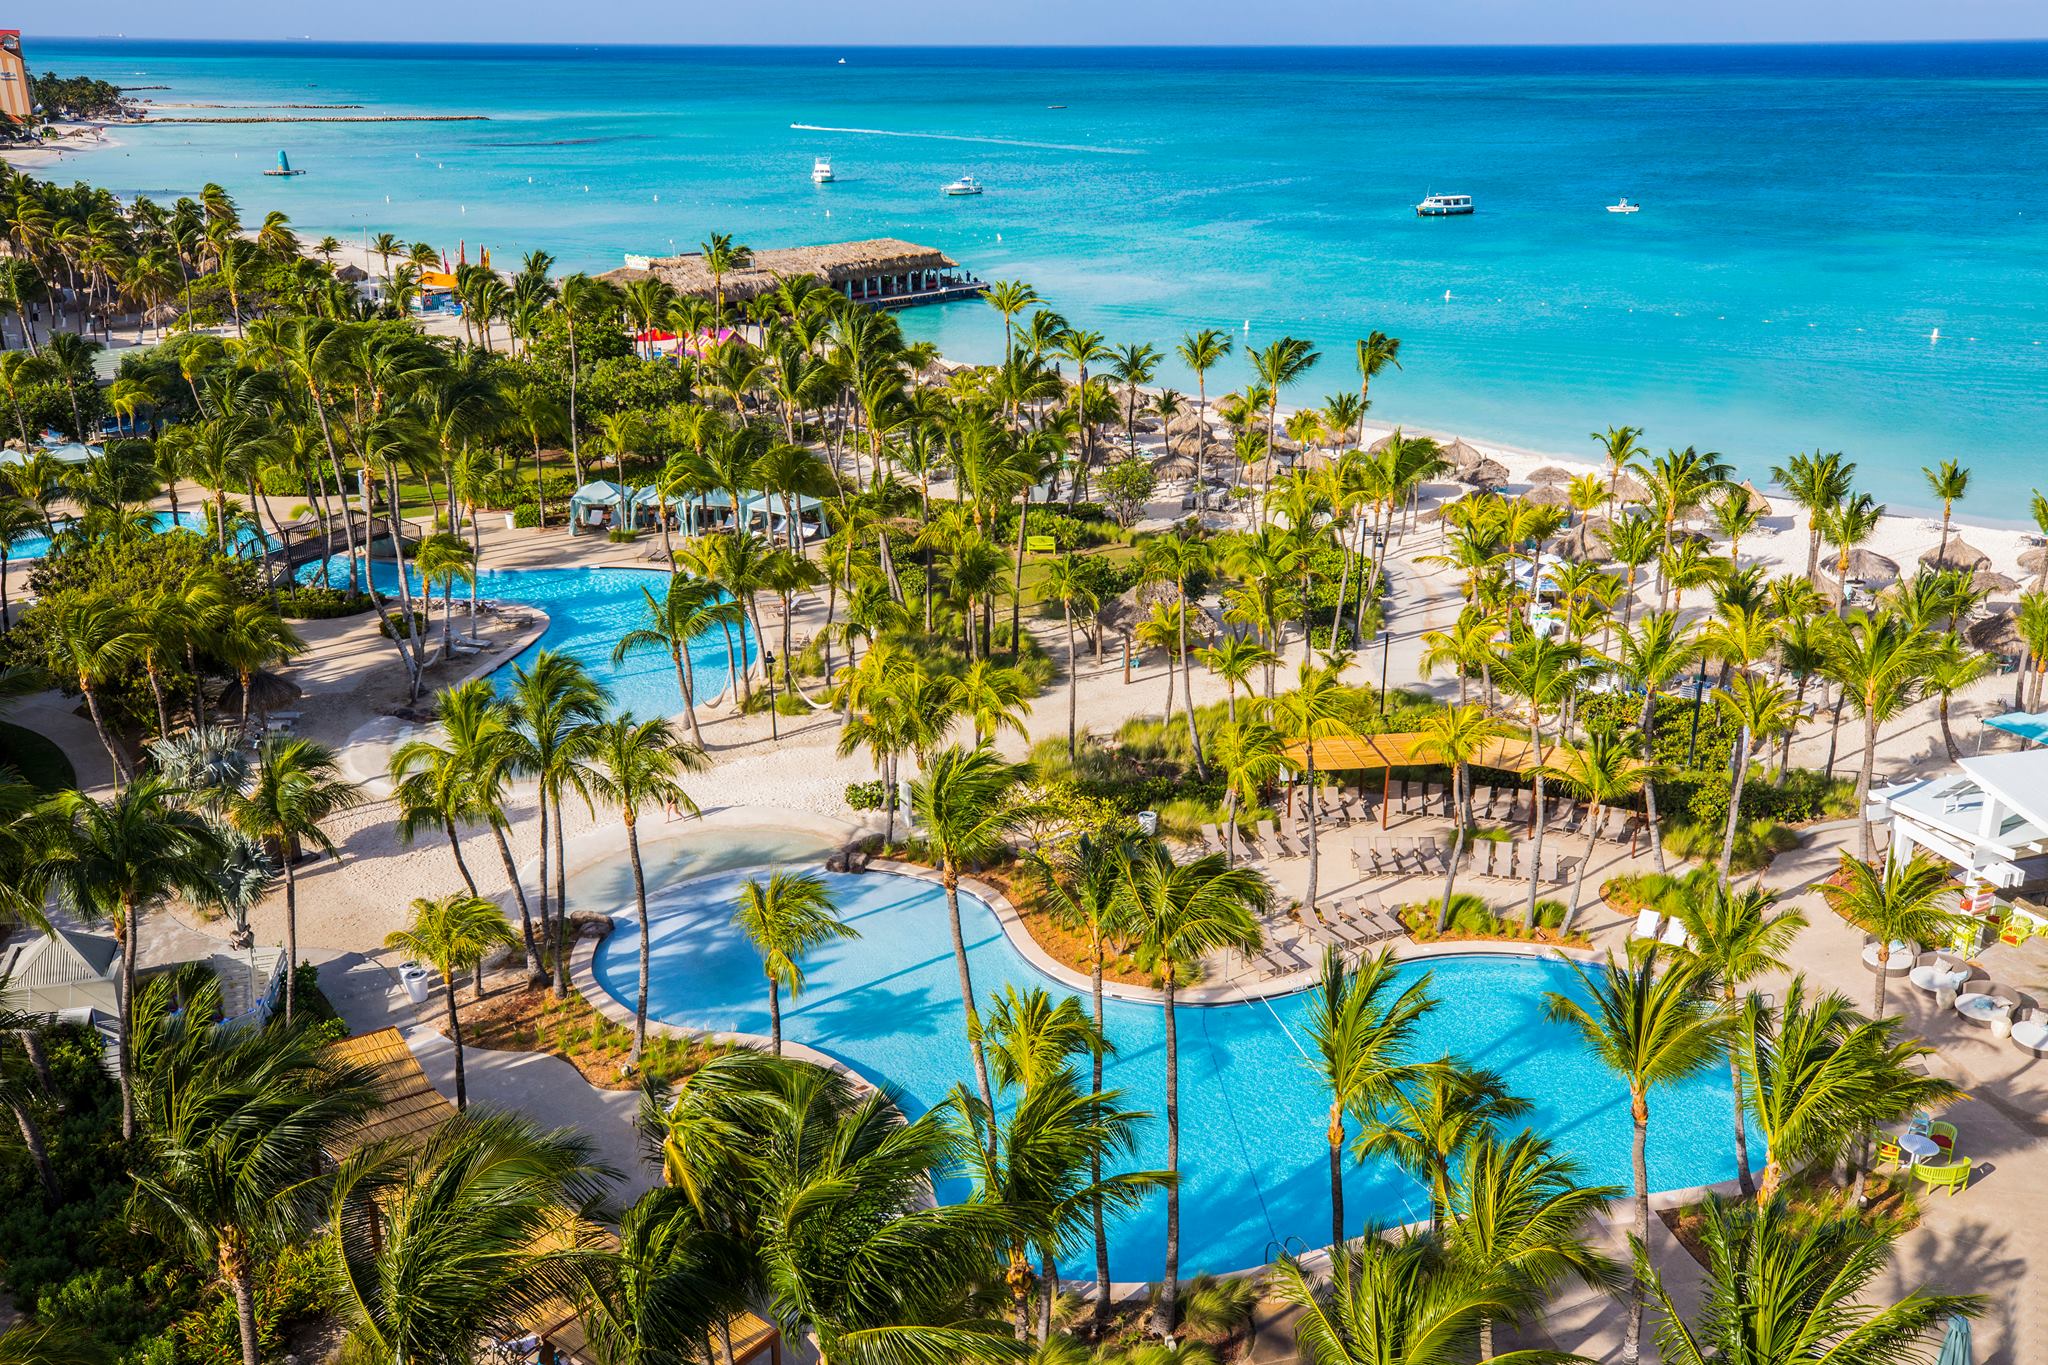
[942,867,997,1125]
[1856,712,1880,860]
[551,793,572,997]
[1718,727,1749,887]
[444,818,479,896]
[282,860,299,1023]
[9,1099,55,1205]
[1304,751,1321,912]
[1089,941,1111,1331]
[1154,971,1182,1339]
[445,967,467,1110]
[1179,592,1205,776]
[1066,608,1079,759]
[1436,765,1466,932]
[1626,1093,1649,1365]
[485,821,543,982]
[79,682,129,786]
[626,810,651,1064]
[1327,1102,1346,1250]
[1728,995,1755,1197]
[229,1263,262,1365]
[767,976,782,1055]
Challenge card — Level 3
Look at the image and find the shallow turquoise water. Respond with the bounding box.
[301,558,756,714]
[40,40,2048,511]
[593,864,1760,1279]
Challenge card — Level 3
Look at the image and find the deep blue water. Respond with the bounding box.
[40,39,2048,510]
[594,864,1759,1280]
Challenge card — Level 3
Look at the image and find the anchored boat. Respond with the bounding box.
[812,156,834,184]
[943,175,984,197]
[1415,192,1472,217]
[1607,197,1640,214]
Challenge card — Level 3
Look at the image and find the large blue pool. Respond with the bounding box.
[594,865,1760,1280]
[300,558,756,715]
[10,510,273,562]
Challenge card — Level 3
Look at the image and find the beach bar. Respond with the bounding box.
[609,239,984,310]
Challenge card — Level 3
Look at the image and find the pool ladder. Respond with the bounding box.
[1263,1234,1310,1264]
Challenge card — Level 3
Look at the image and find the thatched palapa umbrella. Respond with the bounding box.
[1830,547,1901,585]
[2018,544,2048,577]
[1552,516,1612,562]
[1527,465,1575,486]
[1735,481,1774,516]
[1523,483,1572,508]
[1611,472,1651,505]
[1464,458,1509,490]
[1968,608,2021,655]
[1973,568,2021,595]
[1438,437,1486,473]
[1921,537,1991,573]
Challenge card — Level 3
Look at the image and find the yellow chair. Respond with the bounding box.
[1911,1152,1971,1198]
[1928,1120,1957,1152]
[1875,1137,1904,1168]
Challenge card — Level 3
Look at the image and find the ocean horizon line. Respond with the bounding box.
[41,36,2048,54]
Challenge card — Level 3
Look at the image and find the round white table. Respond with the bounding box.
[1897,1131,1939,1165]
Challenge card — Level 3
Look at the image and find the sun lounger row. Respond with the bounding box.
[1628,908,1693,949]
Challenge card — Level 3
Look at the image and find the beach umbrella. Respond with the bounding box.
[1611,472,1651,504]
[1523,483,1572,508]
[1527,464,1574,486]
[2019,545,2048,576]
[1973,568,2021,595]
[1834,547,1900,583]
[1552,517,1613,562]
[1935,1314,1972,1365]
[1134,417,1162,435]
[1922,537,1992,572]
[1435,436,1485,472]
[1150,451,1196,478]
[1465,458,1509,490]
[1736,480,1774,516]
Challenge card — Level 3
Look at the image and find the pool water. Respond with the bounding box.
[7,510,273,562]
[594,865,1762,1280]
[299,558,756,715]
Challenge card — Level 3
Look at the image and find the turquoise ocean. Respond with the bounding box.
[35,39,2048,510]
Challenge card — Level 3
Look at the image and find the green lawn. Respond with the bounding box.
[0,719,77,792]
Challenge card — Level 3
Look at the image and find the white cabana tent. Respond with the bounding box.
[739,491,825,542]
[567,481,630,533]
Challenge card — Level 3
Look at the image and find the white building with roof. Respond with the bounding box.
[1873,749,2048,929]
[0,927,288,1029]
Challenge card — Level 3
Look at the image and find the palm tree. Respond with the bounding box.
[584,714,707,1061]
[131,1016,380,1365]
[1820,609,1935,859]
[1271,660,1355,914]
[910,743,1032,1121]
[1644,1195,1979,1365]
[1819,851,1974,1019]
[1923,458,1971,565]
[1142,533,1215,773]
[1445,1130,1623,1360]
[1118,840,1268,1336]
[1592,425,1646,523]
[1544,953,1728,1365]
[1197,633,1276,725]
[1353,331,1402,442]
[732,869,856,1056]
[1740,977,1957,1203]
[1709,673,1797,886]
[1354,1061,1529,1229]
[1305,947,1436,1250]
[226,738,359,1023]
[1249,337,1320,508]
[325,1111,614,1363]
[1494,632,1586,924]
[1414,703,1513,930]
[1672,884,1807,1197]
[574,1188,747,1365]
[1176,329,1233,496]
[39,592,145,783]
[505,650,610,997]
[1771,450,1857,585]
[986,280,1039,361]
[614,578,741,751]
[35,778,226,1138]
[384,894,518,1110]
[1548,728,1650,934]
[1266,1233,1537,1365]
[1817,492,1884,617]
[1040,553,1099,757]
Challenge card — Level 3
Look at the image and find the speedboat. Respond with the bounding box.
[812,156,834,184]
[943,175,984,197]
[1607,197,1640,214]
[1415,193,1473,217]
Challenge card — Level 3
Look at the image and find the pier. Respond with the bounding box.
[609,238,986,311]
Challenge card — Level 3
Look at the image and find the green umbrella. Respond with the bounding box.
[1935,1314,1973,1365]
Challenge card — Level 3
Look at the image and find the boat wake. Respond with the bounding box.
[788,123,1140,156]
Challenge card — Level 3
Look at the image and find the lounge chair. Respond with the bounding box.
[1198,823,1225,855]
[1908,955,1972,995]
[1659,916,1692,949]
[1630,909,1664,942]
[1910,1153,1971,1197]
[2011,1009,2048,1058]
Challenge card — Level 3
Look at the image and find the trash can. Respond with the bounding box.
[1137,810,1159,836]
[399,963,432,1005]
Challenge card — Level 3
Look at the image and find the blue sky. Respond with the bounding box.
[25,1,2048,47]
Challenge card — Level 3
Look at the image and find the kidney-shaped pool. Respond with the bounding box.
[593,864,1755,1281]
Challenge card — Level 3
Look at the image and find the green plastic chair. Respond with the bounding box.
[1912,1153,1971,1198]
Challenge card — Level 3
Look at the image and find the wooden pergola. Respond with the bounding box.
[1281,733,1561,829]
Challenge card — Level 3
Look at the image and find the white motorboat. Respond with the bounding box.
[812,156,834,184]
[1415,192,1473,217]
[1607,197,1640,214]
[943,175,984,197]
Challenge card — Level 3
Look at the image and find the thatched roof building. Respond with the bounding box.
[608,239,966,306]
[1921,537,1991,572]
[322,1027,458,1160]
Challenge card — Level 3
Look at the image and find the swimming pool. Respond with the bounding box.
[299,558,757,715]
[594,865,1761,1281]
[8,510,274,562]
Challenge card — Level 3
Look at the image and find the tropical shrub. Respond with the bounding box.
[271,584,375,620]
[512,502,541,528]
[844,779,887,811]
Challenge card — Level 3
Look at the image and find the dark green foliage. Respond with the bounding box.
[522,310,632,379]
[271,584,375,621]
[512,502,542,528]
[994,503,1118,550]
[844,780,887,811]
[28,72,125,118]
[581,357,693,415]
